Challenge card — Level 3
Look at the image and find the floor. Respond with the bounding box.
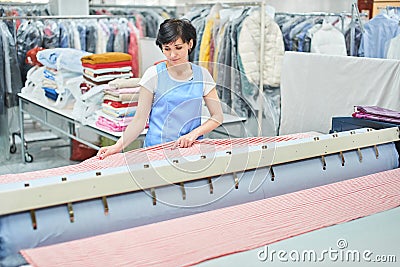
[0,120,79,176]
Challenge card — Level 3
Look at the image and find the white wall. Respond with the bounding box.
[269,0,355,13]
[115,0,172,5]
[2,0,356,13]
[55,0,357,14]
[174,0,355,13]
[0,0,47,2]
[49,0,89,15]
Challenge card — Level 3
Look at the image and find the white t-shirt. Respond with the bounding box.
[139,64,216,96]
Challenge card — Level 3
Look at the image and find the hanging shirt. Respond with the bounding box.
[386,35,400,60]
[139,62,215,147]
[310,20,347,56]
[358,13,400,58]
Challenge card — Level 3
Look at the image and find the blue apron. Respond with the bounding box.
[144,62,204,147]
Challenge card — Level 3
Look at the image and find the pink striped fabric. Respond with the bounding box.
[21,167,400,267]
[0,134,311,184]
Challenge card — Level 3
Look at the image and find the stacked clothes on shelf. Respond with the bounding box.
[41,68,59,101]
[80,52,133,88]
[95,78,141,132]
[33,48,91,108]
[77,52,137,132]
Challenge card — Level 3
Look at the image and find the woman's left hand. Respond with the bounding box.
[172,133,198,149]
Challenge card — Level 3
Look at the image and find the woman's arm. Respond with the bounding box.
[97,87,153,159]
[173,88,223,148]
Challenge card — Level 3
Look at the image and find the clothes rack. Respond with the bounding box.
[0,14,138,20]
[89,3,177,17]
[0,2,51,17]
[276,8,367,56]
[184,0,267,137]
[0,12,159,103]
[350,3,365,56]
[182,1,266,8]
[89,4,175,9]
[377,5,400,13]
[275,12,348,34]
[0,13,146,162]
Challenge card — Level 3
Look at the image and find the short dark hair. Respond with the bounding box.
[156,18,197,55]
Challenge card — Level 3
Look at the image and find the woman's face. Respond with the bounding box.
[162,38,192,66]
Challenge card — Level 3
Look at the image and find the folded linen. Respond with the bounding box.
[37,48,91,73]
[82,61,132,70]
[95,116,128,132]
[83,72,132,83]
[103,92,139,102]
[104,87,141,95]
[96,110,134,124]
[102,105,136,118]
[352,106,400,124]
[83,66,132,75]
[108,77,141,89]
[81,52,132,65]
[103,99,138,108]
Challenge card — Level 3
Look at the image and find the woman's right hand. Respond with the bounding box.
[97,143,123,160]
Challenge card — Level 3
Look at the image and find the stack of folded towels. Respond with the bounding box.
[80,52,133,89]
[41,68,58,101]
[36,48,91,107]
[95,77,141,132]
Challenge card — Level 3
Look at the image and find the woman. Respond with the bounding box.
[97,19,223,160]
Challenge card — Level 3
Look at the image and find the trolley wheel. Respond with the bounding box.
[24,152,33,163]
[10,144,17,154]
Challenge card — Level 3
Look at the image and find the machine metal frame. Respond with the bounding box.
[1,127,399,217]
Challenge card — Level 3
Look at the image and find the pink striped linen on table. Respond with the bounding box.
[21,167,400,267]
[0,134,311,184]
